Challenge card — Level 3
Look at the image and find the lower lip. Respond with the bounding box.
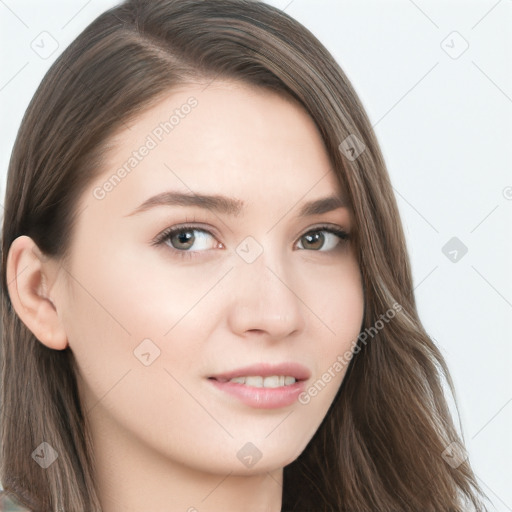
[208,378,306,409]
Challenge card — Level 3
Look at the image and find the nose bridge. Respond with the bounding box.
[227,238,305,338]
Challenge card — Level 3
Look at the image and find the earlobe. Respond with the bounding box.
[6,235,68,350]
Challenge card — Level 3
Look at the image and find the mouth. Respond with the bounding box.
[207,362,310,409]
[208,375,302,387]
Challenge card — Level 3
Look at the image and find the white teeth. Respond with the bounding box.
[244,376,263,387]
[263,376,281,388]
[228,375,297,388]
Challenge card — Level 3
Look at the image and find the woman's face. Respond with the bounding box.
[53,80,364,476]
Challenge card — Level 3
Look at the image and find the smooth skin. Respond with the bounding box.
[7,80,364,512]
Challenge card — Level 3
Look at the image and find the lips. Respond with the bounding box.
[208,362,311,383]
[207,362,310,409]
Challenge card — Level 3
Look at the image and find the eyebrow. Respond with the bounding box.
[125,191,347,217]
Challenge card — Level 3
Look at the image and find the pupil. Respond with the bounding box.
[174,231,194,249]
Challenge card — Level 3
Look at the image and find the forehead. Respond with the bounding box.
[87,80,346,215]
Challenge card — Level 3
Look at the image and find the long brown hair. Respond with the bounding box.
[0,1,488,510]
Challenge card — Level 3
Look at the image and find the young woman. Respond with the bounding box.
[0,0,489,510]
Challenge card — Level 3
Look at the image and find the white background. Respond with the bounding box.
[1,1,511,510]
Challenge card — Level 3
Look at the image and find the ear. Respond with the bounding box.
[6,235,68,350]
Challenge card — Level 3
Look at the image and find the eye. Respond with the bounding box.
[152,223,350,260]
[152,224,221,260]
[296,225,349,252]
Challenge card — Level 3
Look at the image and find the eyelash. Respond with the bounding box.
[152,223,350,261]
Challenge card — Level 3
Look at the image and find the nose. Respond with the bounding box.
[226,247,306,341]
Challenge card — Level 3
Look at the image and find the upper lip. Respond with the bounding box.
[209,362,311,382]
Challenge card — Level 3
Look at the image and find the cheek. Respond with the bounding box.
[60,247,217,455]
[64,241,207,339]
[305,254,364,348]
[294,259,364,410]
[60,242,226,408]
